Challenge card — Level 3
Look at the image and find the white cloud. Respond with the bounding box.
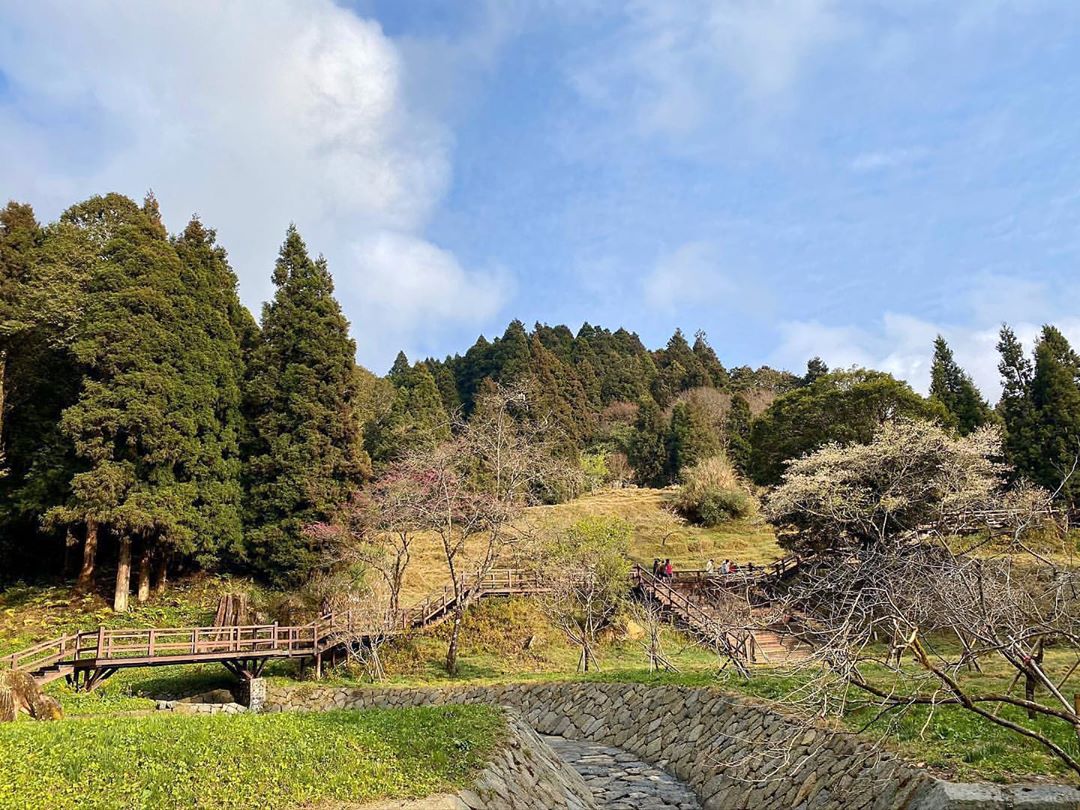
[0,1,508,370]
[849,147,928,172]
[569,0,847,137]
[643,241,735,311]
[772,311,1080,403]
[348,232,509,337]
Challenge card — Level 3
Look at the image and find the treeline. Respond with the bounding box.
[3,191,1079,603]
[367,320,803,483]
[0,194,370,602]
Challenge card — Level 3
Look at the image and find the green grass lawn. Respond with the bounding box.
[0,705,503,810]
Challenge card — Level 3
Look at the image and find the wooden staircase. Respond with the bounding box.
[633,563,812,668]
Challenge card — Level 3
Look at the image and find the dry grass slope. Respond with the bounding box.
[397,487,782,602]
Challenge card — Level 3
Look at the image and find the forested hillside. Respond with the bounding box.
[3,192,1078,606]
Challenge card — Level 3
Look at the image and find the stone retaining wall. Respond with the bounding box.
[262,681,1080,810]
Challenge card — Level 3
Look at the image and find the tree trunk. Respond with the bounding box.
[62,526,79,579]
[136,547,151,604]
[153,552,168,596]
[113,535,132,613]
[0,348,6,475]
[445,609,463,675]
[76,519,98,593]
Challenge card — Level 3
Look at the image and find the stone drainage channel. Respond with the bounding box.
[543,735,702,810]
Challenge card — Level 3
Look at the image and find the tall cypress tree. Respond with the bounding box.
[726,394,753,474]
[366,353,450,466]
[692,330,730,389]
[171,217,253,580]
[0,202,40,474]
[628,398,668,486]
[1029,326,1080,503]
[929,336,992,435]
[667,398,722,477]
[997,325,1037,482]
[52,194,211,610]
[244,226,369,584]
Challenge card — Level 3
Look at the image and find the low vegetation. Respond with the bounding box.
[0,705,503,810]
[670,455,755,527]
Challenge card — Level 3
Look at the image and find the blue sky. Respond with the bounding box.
[2,2,1080,396]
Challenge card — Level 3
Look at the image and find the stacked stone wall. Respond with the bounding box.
[261,681,1080,810]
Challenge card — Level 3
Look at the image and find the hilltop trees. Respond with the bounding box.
[749,369,948,485]
[929,336,992,435]
[365,352,450,467]
[244,226,370,586]
[997,325,1080,505]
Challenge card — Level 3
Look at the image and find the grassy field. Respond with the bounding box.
[2,489,1077,788]
[396,487,782,602]
[0,705,502,810]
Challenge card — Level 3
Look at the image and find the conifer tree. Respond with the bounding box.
[628,398,668,486]
[653,329,707,405]
[424,359,462,415]
[803,357,829,385]
[929,336,992,435]
[0,202,40,472]
[692,331,730,389]
[527,335,591,458]
[244,226,369,584]
[367,353,450,466]
[667,399,722,477]
[171,216,252,581]
[51,194,215,609]
[726,394,753,474]
[1029,326,1080,503]
[997,325,1038,481]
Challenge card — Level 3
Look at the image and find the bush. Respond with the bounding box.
[697,489,754,526]
[672,456,755,526]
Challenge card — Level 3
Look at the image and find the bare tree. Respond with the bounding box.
[765,419,1080,776]
[308,469,427,616]
[538,516,631,673]
[407,382,566,675]
[634,599,679,673]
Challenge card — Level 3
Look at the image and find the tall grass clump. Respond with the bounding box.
[672,456,755,527]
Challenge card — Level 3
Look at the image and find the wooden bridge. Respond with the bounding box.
[2,568,547,691]
[4,558,806,691]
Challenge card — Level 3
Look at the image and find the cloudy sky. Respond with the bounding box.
[2,1,1079,398]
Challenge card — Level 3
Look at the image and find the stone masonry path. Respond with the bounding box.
[542,735,702,810]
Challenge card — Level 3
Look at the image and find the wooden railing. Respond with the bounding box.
[2,567,554,677]
[632,565,757,667]
[4,562,785,679]
[661,554,801,588]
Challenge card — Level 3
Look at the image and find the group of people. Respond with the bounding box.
[650,557,756,579]
[704,558,755,576]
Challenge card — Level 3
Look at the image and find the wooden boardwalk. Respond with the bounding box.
[4,568,547,691]
[4,560,806,690]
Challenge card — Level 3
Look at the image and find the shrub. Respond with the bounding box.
[672,455,755,526]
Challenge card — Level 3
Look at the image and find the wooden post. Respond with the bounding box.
[97,626,106,660]
[148,629,155,657]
